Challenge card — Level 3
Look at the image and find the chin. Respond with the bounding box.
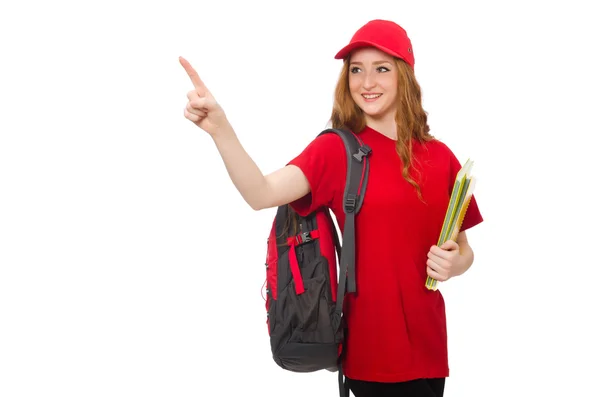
[361,108,385,118]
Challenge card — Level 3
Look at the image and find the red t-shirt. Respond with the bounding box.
[287,126,484,382]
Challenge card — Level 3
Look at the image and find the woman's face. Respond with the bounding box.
[348,47,399,123]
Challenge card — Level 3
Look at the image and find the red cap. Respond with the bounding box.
[334,19,415,68]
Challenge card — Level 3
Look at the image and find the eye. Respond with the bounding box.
[377,66,390,73]
[350,66,361,74]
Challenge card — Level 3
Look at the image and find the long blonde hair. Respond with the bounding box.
[330,57,434,200]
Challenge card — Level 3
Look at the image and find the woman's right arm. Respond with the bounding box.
[179,56,310,211]
[211,125,310,211]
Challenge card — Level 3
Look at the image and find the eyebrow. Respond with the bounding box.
[349,60,393,66]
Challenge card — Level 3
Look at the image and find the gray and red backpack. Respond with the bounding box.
[263,128,371,397]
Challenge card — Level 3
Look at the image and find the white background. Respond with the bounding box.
[1,0,599,396]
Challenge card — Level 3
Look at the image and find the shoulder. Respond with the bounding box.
[286,130,349,214]
[289,130,349,168]
[422,138,453,155]
[287,130,349,174]
[414,138,456,164]
[304,131,348,154]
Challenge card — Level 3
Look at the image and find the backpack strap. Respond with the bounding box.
[318,127,371,308]
[319,127,370,397]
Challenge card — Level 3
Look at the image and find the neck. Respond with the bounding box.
[365,115,397,140]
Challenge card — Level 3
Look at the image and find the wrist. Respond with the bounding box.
[453,249,474,277]
[211,122,236,145]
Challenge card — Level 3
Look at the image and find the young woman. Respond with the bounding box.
[180,19,483,397]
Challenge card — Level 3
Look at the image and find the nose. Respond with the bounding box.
[362,71,376,90]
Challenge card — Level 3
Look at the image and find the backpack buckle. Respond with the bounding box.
[295,232,313,245]
[344,194,357,213]
[352,145,372,162]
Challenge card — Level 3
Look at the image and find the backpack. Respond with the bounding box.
[263,128,372,397]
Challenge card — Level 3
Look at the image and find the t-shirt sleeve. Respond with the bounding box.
[286,133,346,216]
[448,149,484,232]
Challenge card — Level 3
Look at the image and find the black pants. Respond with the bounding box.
[346,377,445,397]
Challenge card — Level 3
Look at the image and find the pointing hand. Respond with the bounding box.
[180,56,229,136]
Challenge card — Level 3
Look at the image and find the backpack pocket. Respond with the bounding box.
[287,255,337,344]
[271,255,339,372]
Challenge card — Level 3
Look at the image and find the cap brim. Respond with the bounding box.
[334,40,402,60]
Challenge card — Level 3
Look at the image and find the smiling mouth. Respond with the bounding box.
[362,93,382,100]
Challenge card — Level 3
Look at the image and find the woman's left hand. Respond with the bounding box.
[426,240,463,282]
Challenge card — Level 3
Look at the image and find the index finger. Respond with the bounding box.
[179,56,207,93]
